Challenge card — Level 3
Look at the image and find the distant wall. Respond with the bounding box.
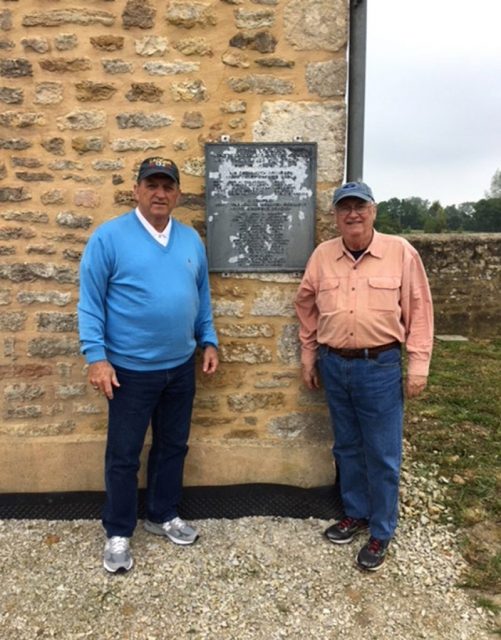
[408,234,501,337]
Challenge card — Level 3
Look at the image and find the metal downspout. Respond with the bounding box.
[346,0,368,182]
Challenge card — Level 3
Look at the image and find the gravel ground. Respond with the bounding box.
[0,517,497,639]
[0,445,497,640]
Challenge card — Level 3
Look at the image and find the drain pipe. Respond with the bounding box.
[346,0,368,182]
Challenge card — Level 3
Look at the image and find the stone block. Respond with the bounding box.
[219,342,272,363]
[41,137,65,155]
[144,60,200,75]
[306,59,346,97]
[171,79,208,102]
[56,110,106,131]
[0,58,32,77]
[75,82,117,102]
[0,187,31,202]
[228,74,294,95]
[122,0,156,29]
[17,291,72,307]
[27,337,80,358]
[110,138,165,152]
[54,34,78,51]
[135,36,169,56]
[126,83,164,102]
[284,0,347,51]
[116,112,175,130]
[102,59,134,74]
[234,8,275,29]
[56,212,93,229]
[4,383,45,401]
[267,411,331,442]
[0,86,23,104]
[22,9,115,27]
[36,312,77,333]
[21,37,50,53]
[166,2,217,28]
[0,311,26,331]
[253,101,345,182]
[90,35,124,51]
[39,58,92,73]
[229,30,276,53]
[174,37,213,56]
[228,392,285,412]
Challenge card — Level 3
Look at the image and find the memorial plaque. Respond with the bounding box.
[205,142,317,272]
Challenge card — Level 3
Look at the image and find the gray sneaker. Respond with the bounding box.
[144,517,199,545]
[103,536,133,573]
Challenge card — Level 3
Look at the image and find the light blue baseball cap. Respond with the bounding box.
[332,181,375,205]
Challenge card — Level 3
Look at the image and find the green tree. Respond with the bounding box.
[465,198,501,231]
[424,201,447,233]
[375,200,402,233]
[485,169,501,198]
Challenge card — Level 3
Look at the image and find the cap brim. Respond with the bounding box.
[334,192,373,205]
[138,168,179,183]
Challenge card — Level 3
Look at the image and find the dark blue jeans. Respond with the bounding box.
[317,345,404,540]
[102,354,196,538]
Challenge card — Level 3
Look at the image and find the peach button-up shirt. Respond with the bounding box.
[295,231,434,377]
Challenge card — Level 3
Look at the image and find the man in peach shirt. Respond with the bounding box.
[295,181,433,571]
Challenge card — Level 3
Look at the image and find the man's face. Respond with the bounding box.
[333,197,376,247]
[133,174,181,229]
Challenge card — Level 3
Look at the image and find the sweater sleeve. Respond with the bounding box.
[194,239,218,349]
[77,232,113,364]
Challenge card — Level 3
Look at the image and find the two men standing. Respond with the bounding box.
[79,165,432,574]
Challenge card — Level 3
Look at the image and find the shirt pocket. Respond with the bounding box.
[368,276,401,310]
[316,278,341,313]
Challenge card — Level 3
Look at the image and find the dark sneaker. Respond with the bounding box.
[103,536,133,573]
[144,517,199,545]
[357,537,390,571]
[324,516,369,544]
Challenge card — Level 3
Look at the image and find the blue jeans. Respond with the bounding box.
[103,354,196,538]
[317,345,403,540]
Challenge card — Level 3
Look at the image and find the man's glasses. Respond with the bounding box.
[332,202,372,215]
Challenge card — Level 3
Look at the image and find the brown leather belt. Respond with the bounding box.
[323,341,401,360]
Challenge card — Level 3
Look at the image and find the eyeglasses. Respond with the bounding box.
[332,202,373,215]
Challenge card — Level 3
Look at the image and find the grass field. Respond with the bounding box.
[404,337,500,597]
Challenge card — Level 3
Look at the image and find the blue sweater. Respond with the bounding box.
[78,211,218,371]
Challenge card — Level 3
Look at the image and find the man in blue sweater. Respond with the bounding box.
[78,157,219,573]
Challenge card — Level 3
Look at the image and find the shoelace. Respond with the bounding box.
[166,517,186,530]
[338,516,357,529]
[109,536,129,553]
[367,537,383,553]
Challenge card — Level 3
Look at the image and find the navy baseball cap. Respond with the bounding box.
[332,181,374,205]
[137,157,180,184]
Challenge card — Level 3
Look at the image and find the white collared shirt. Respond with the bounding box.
[135,207,172,247]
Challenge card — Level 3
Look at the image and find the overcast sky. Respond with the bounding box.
[363,0,501,206]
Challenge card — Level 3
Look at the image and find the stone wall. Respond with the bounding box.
[0,0,347,492]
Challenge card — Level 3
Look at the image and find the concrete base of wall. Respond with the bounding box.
[0,435,335,493]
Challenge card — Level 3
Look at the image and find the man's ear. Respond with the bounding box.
[132,183,139,202]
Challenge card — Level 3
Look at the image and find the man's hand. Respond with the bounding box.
[202,345,219,375]
[406,374,428,398]
[88,360,120,400]
[302,363,320,390]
